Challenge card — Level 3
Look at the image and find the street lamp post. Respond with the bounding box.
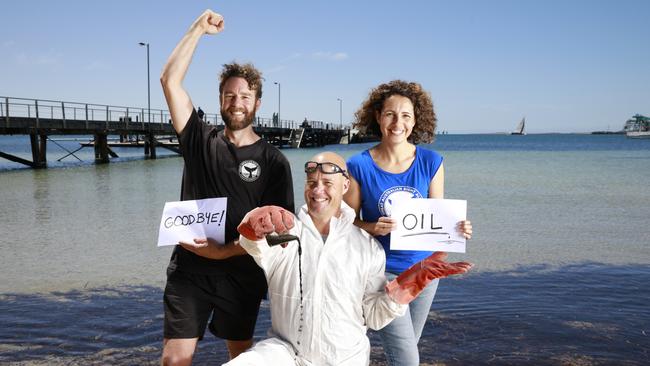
[274,82,281,127]
[138,42,150,126]
[337,98,343,128]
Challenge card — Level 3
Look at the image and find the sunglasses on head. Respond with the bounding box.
[304,161,349,178]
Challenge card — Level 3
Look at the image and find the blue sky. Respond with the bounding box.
[2,0,648,133]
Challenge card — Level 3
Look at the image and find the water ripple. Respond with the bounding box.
[1,263,649,365]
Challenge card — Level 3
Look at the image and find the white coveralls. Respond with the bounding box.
[226,203,407,366]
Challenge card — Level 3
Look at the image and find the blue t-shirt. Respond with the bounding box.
[347,146,443,273]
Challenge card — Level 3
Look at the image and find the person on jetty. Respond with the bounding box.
[159,9,294,365]
[220,152,472,365]
[343,80,473,366]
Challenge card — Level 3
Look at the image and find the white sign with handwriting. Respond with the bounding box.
[390,198,466,253]
[157,197,227,247]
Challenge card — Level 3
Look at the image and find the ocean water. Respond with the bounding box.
[1,133,649,365]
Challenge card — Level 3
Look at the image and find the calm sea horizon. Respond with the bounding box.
[1,133,649,364]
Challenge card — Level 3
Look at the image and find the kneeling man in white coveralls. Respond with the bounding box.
[225,152,472,365]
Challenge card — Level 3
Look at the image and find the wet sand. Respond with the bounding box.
[2,264,648,365]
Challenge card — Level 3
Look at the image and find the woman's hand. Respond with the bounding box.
[457,220,472,240]
[180,238,244,260]
[370,216,398,236]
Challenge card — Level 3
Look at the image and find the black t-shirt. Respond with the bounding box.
[169,109,295,275]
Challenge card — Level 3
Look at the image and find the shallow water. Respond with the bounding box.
[1,133,649,364]
[1,264,648,365]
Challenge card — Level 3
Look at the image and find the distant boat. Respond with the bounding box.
[511,117,526,135]
[624,114,650,139]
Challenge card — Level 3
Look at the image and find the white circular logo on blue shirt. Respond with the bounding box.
[378,186,423,216]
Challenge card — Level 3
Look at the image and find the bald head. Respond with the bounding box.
[310,152,347,172]
[303,151,350,234]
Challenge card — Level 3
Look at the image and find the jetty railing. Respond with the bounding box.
[0,96,305,130]
[1,95,348,168]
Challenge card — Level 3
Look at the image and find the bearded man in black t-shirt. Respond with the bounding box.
[160,9,294,365]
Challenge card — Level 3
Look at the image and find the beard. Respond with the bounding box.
[221,108,256,131]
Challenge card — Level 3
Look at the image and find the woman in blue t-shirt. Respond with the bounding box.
[344,80,472,366]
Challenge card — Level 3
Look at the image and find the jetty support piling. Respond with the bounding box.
[29,132,47,168]
[145,133,157,159]
[94,133,109,164]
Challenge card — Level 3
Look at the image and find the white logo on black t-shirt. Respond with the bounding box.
[239,160,261,182]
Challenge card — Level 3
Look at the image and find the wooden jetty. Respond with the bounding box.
[0,96,347,169]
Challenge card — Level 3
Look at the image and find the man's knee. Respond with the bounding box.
[161,353,192,366]
[226,339,253,359]
[162,338,197,366]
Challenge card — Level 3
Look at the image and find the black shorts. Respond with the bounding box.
[163,267,267,341]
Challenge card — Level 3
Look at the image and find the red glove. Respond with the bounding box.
[386,252,473,304]
[237,206,294,241]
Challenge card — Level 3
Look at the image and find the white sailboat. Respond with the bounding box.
[511,117,526,135]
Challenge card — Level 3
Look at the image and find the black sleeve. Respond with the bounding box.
[262,150,295,213]
[177,108,214,201]
[177,108,203,162]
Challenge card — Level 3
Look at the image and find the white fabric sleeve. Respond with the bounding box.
[239,235,281,273]
[238,218,300,275]
[361,238,407,330]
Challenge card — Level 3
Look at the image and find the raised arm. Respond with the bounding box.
[160,9,224,134]
[237,206,296,270]
[180,205,295,262]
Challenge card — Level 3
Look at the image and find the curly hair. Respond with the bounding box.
[218,62,263,100]
[354,80,436,144]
